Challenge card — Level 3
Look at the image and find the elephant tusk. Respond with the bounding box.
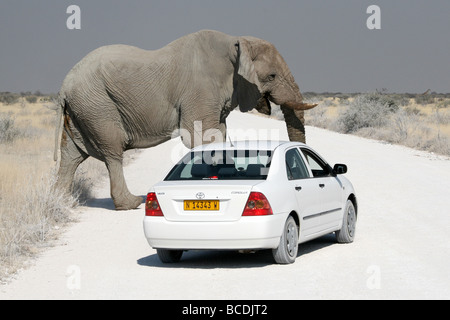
[298,103,318,110]
[282,101,318,111]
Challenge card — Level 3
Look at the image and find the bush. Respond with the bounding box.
[0,113,21,144]
[25,96,38,104]
[0,169,78,277]
[436,99,450,109]
[304,100,331,128]
[335,92,398,134]
[414,94,434,105]
[0,92,20,105]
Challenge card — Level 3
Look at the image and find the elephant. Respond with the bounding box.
[54,30,317,210]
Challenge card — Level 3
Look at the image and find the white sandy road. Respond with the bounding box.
[1,111,450,300]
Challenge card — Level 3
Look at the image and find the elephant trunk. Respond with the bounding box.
[277,81,316,143]
[281,106,306,143]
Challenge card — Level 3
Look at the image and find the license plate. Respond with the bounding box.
[184,200,220,211]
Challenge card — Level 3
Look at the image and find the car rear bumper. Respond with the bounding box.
[143,214,287,250]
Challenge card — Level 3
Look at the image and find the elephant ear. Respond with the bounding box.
[235,37,263,112]
[237,38,262,91]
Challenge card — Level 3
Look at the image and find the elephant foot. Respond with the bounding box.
[113,194,143,211]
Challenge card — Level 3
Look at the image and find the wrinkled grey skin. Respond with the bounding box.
[55,30,317,210]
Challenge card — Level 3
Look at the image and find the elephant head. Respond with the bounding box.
[233,36,317,142]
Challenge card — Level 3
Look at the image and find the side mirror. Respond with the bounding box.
[332,163,347,175]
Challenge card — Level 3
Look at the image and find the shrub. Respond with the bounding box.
[436,99,450,109]
[388,93,410,106]
[335,92,398,134]
[389,109,419,143]
[1,169,78,277]
[0,92,20,105]
[0,113,21,144]
[414,94,434,105]
[25,96,38,104]
[304,100,331,129]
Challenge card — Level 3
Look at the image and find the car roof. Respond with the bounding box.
[190,140,307,152]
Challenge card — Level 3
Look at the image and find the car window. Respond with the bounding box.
[165,150,272,181]
[301,148,329,177]
[285,148,309,180]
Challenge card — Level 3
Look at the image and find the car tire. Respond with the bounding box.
[335,200,356,243]
[157,249,183,263]
[272,216,298,264]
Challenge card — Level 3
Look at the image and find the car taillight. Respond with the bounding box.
[145,193,163,216]
[242,192,273,216]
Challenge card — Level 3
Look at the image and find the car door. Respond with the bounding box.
[285,148,324,238]
[300,148,343,231]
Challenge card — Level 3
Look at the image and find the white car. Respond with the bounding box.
[143,141,357,264]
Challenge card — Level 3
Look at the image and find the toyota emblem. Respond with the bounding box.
[196,192,205,199]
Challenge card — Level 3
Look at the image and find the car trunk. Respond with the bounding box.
[153,180,259,222]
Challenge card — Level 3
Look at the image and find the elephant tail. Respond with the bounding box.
[54,94,65,162]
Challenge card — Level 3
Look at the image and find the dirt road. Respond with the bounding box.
[1,111,449,299]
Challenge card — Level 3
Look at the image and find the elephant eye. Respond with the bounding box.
[267,74,276,81]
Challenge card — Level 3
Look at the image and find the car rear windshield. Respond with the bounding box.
[165,150,273,181]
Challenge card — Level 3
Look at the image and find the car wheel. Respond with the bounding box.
[335,200,356,243]
[157,249,183,263]
[272,216,298,264]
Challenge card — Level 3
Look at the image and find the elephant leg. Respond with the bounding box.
[179,105,228,149]
[105,157,143,210]
[56,134,89,195]
[180,122,227,148]
[203,122,227,146]
[281,106,306,143]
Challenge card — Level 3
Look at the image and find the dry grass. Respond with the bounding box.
[0,99,106,281]
[302,94,450,157]
[0,98,141,282]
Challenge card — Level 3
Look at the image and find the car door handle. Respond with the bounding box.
[319,184,325,188]
[295,186,302,191]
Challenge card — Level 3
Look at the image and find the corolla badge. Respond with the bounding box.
[196,192,205,200]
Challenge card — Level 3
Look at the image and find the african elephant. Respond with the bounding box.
[55,30,317,210]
